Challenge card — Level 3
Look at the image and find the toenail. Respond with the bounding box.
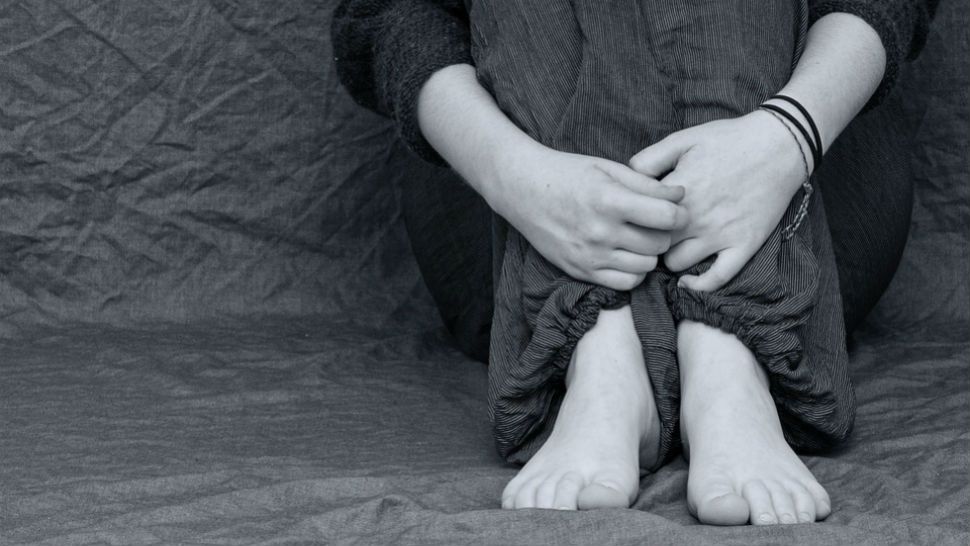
[758,513,775,524]
[798,512,812,522]
[556,506,570,511]
[780,514,796,524]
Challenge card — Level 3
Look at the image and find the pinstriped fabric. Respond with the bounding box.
[472,1,854,468]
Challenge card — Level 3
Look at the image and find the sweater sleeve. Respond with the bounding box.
[331,0,473,164]
[808,0,940,109]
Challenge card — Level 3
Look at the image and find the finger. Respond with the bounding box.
[598,162,685,203]
[604,250,659,275]
[594,269,646,291]
[664,238,715,272]
[677,247,748,292]
[629,133,691,179]
[614,224,672,256]
[609,192,689,232]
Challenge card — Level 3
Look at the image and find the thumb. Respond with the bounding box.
[629,133,691,179]
[677,248,747,292]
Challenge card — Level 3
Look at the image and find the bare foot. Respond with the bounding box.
[678,320,832,525]
[501,305,661,510]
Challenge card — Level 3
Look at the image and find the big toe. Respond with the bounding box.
[691,482,750,526]
[577,478,635,510]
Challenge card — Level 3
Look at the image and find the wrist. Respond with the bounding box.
[474,131,548,215]
[760,95,822,172]
[752,110,812,196]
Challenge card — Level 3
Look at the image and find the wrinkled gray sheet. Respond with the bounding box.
[1,1,967,544]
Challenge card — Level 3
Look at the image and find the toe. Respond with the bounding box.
[577,481,631,510]
[501,476,525,509]
[767,483,798,524]
[788,481,816,523]
[501,494,514,510]
[742,481,778,525]
[698,493,750,526]
[552,472,584,510]
[690,479,749,526]
[802,480,831,520]
[535,477,559,509]
[514,477,542,509]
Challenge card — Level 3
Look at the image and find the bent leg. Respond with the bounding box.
[501,305,662,510]
[397,156,494,363]
[666,168,854,525]
[820,94,914,334]
[678,320,832,525]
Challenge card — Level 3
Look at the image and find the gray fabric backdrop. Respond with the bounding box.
[1,1,967,544]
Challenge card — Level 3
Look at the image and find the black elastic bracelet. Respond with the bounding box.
[760,103,821,171]
[771,94,823,168]
[762,108,814,240]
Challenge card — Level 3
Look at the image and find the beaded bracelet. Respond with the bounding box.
[760,107,814,240]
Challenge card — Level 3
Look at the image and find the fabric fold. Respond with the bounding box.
[488,232,630,462]
[666,200,820,374]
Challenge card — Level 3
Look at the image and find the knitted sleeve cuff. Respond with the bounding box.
[808,0,935,111]
[332,0,473,165]
[373,1,473,165]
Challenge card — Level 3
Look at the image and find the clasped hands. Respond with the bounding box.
[495,110,807,292]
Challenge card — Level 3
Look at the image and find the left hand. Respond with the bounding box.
[629,110,808,291]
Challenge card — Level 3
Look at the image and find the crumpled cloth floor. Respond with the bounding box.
[3,323,968,544]
[1,1,967,544]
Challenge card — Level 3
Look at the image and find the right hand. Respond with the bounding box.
[489,145,689,291]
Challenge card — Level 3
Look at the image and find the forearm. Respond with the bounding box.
[416,64,542,210]
[771,13,887,156]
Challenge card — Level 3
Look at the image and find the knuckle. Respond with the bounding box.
[656,204,678,228]
[585,221,609,244]
[615,275,639,291]
[593,272,616,289]
[589,191,610,213]
[628,153,645,169]
[597,190,622,213]
[654,233,673,253]
[663,255,680,271]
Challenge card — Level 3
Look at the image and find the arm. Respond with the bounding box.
[330,0,937,166]
[773,13,887,156]
[333,0,690,291]
[778,0,940,154]
[331,0,473,163]
[808,0,940,112]
[417,65,688,291]
[629,6,937,291]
